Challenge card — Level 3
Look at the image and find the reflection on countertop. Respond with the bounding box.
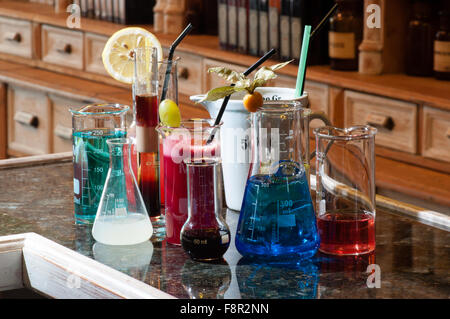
[0,161,449,299]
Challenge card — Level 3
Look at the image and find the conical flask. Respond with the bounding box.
[92,138,153,245]
[235,101,320,259]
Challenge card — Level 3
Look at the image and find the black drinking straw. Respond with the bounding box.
[160,23,193,102]
[206,48,277,144]
[299,3,338,96]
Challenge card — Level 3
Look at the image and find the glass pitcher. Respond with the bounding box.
[235,101,320,259]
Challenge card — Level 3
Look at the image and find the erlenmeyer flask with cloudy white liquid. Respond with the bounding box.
[92,138,153,245]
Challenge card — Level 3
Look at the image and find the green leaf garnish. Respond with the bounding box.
[201,60,293,102]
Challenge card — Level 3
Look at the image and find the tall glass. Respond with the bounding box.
[133,47,162,230]
[314,125,377,255]
[71,103,128,224]
[156,119,221,246]
[157,57,179,209]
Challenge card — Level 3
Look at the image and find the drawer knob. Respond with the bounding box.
[446,128,450,139]
[57,43,72,55]
[54,125,72,140]
[5,32,22,43]
[179,67,189,80]
[366,113,394,131]
[14,111,39,128]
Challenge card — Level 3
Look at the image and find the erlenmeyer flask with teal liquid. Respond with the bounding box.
[235,100,320,259]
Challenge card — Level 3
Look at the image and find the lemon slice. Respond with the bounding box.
[102,27,163,84]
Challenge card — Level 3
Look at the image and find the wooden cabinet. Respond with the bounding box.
[344,90,418,154]
[51,94,84,153]
[84,33,108,76]
[7,85,51,155]
[421,106,450,163]
[0,16,33,59]
[175,51,203,97]
[41,24,83,70]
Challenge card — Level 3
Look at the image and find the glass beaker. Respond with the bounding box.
[235,101,320,259]
[133,47,162,226]
[156,119,225,247]
[314,125,377,255]
[71,103,129,224]
[92,138,153,245]
[179,121,231,261]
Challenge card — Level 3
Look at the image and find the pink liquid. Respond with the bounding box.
[162,135,218,245]
[317,210,375,255]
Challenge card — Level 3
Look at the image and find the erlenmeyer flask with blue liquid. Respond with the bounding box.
[235,100,320,259]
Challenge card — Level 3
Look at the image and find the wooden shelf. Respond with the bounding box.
[0,0,449,111]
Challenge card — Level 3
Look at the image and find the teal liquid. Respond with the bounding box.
[73,129,126,224]
[236,162,320,259]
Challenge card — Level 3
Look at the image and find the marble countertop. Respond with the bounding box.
[0,160,449,299]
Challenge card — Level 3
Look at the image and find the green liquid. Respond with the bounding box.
[73,129,126,224]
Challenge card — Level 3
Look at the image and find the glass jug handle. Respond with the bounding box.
[307,112,332,160]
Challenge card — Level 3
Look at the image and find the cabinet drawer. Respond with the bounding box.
[175,51,203,97]
[421,106,450,162]
[344,91,417,153]
[41,25,83,70]
[202,58,246,92]
[0,16,32,58]
[7,86,51,155]
[84,33,108,76]
[51,95,85,153]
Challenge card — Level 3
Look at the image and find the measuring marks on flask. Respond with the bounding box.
[279,129,295,156]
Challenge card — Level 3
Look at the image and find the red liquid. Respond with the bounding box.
[162,135,218,245]
[317,210,375,255]
[135,94,160,217]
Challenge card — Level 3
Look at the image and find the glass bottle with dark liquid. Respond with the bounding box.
[434,10,450,80]
[328,0,363,71]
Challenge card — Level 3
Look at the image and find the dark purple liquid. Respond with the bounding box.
[181,228,230,261]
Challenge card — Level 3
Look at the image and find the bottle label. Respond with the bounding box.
[434,40,450,72]
[269,7,279,50]
[249,9,258,53]
[280,15,290,58]
[329,31,355,59]
[259,11,269,52]
[218,3,227,45]
[291,17,302,59]
[238,7,247,50]
[228,5,237,46]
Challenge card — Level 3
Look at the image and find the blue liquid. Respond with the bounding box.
[73,129,126,224]
[235,163,320,259]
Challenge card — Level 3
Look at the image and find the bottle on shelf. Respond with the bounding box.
[328,0,363,71]
[258,0,270,56]
[238,0,249,54]
[248,0,259,55]
[290,0,305,63]
[227,0,238,51]
[434,10,450,80]
[280,0,291,61]
[218,0,228,49]
[405,0,436,77]
[269,0,281,60]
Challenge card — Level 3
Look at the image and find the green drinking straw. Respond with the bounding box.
[295,25,312,98]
